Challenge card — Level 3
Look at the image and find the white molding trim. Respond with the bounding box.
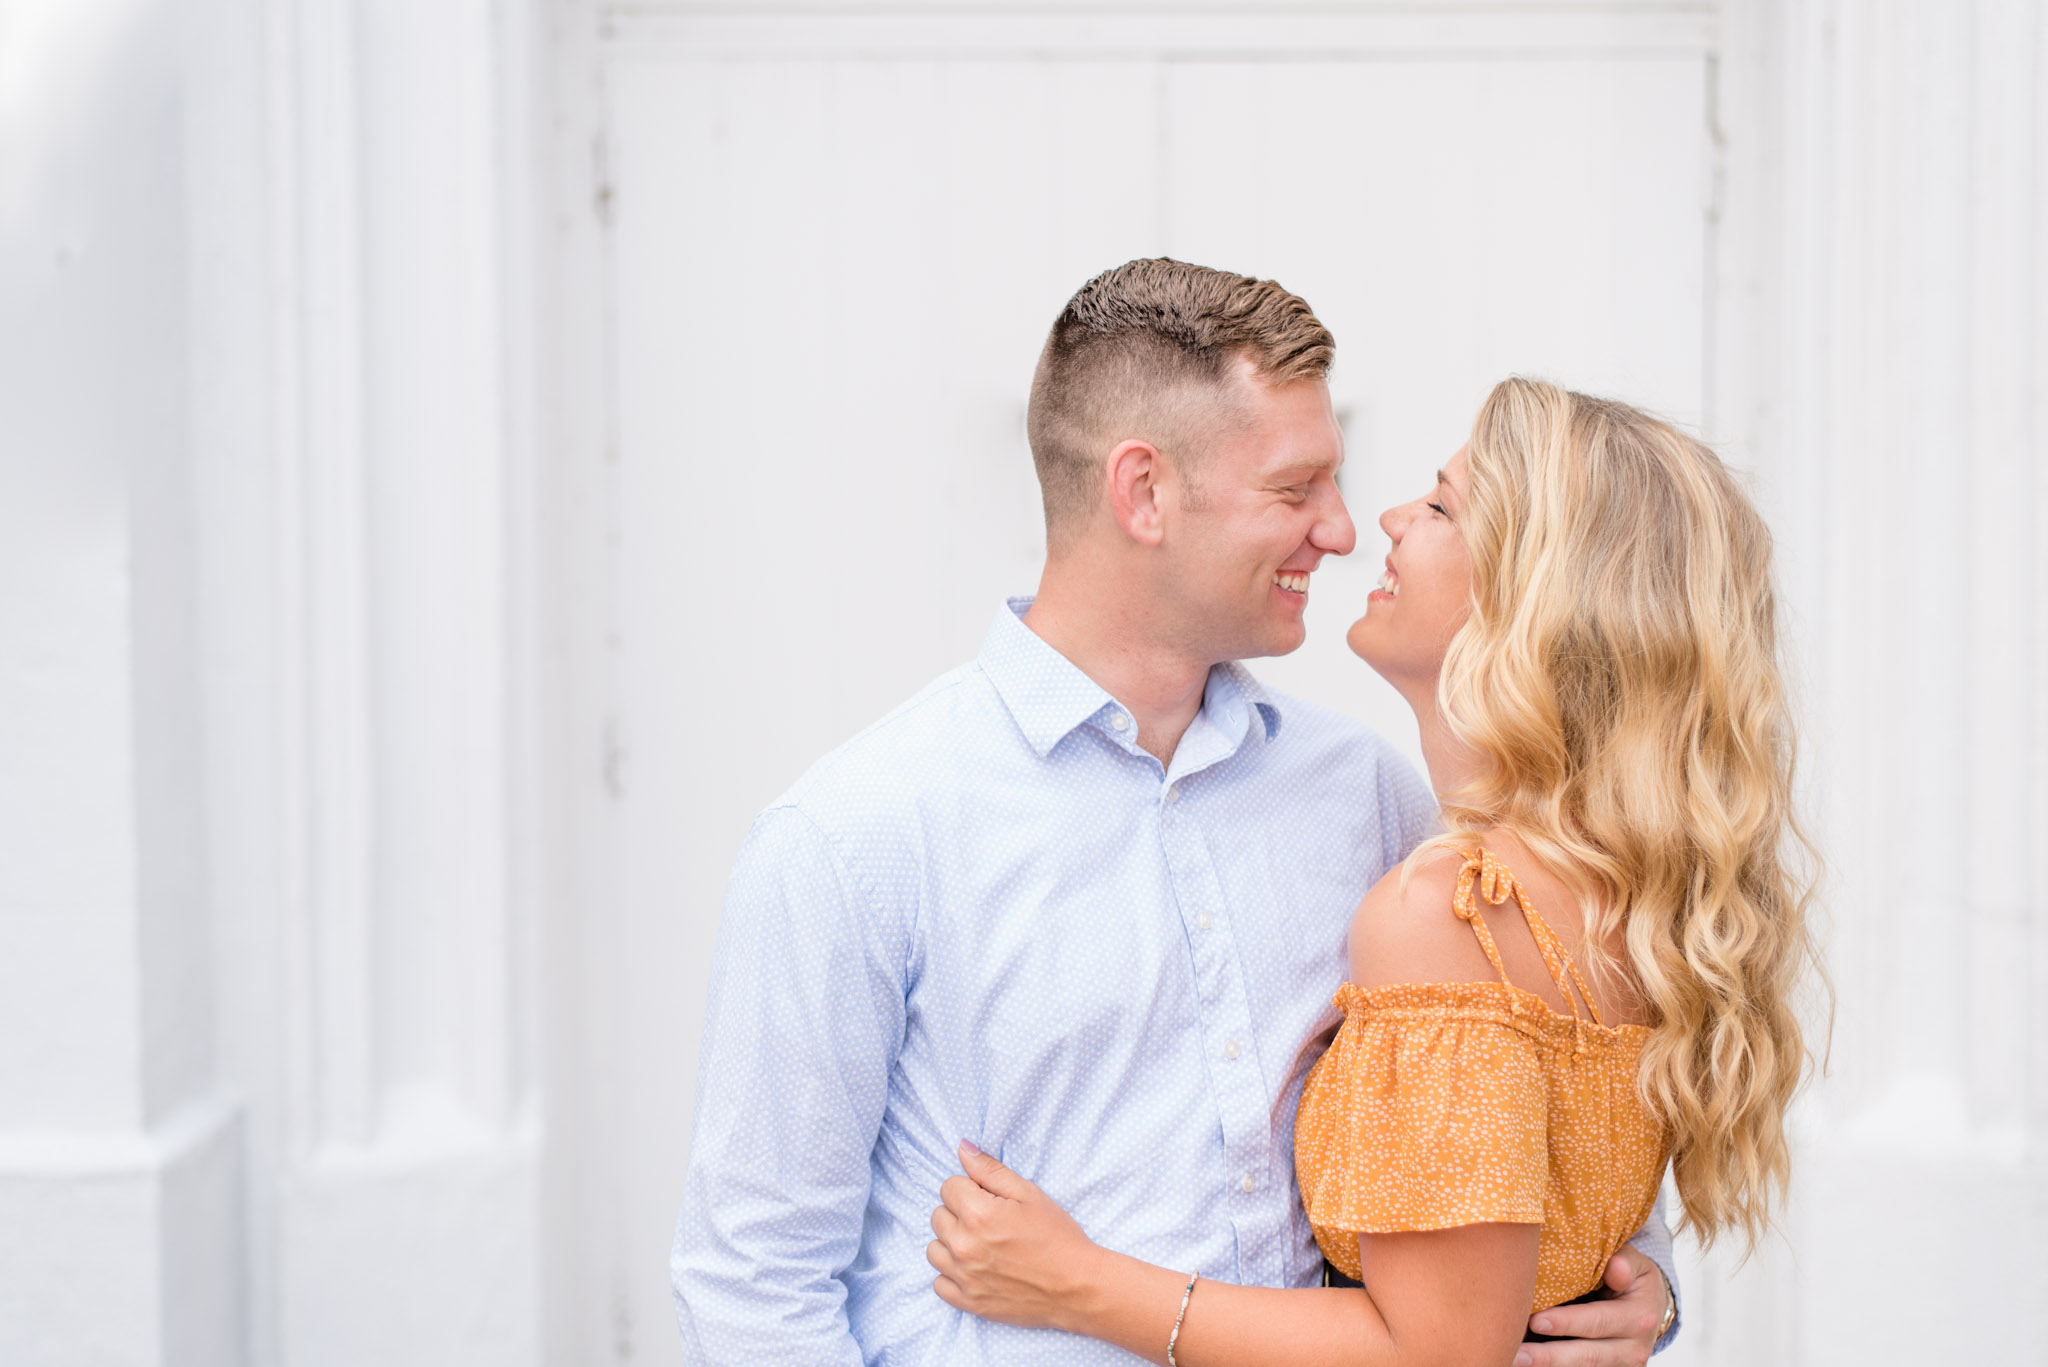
[253,1,545,1362]
[268,0,533,1158]
[0,1090,243,1177]
[1704,2,2047,1358]
[600,8,1716,60]
[281,0,379,1157]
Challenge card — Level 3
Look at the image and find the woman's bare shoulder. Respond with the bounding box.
[1346,844,1499,990]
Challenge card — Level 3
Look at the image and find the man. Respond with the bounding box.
[672,259,1678,1364]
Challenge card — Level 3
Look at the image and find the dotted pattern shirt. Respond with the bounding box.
[670,598,1673,1365]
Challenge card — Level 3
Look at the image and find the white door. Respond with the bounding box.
[567,9,1711,1363]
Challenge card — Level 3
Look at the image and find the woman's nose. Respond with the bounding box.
[1379,500,1416,542]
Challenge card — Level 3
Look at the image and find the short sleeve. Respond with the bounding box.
[1297,995,1549,1237]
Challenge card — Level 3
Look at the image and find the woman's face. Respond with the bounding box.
[1346,446,1474,695]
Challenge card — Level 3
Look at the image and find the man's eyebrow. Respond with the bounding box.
[1273,455,1342,479]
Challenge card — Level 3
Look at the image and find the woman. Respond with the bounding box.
[925,378,1820,1365]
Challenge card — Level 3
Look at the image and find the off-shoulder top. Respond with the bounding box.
[1293,848,1668,1312]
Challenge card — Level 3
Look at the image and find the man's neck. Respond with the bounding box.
[1022,560,1212,767]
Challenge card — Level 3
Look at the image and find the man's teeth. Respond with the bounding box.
[1274,571,1310,593]
[1377,570,1399,597]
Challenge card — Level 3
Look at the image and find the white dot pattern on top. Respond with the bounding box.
[671,596,1434,1364]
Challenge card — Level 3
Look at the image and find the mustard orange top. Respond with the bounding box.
[1294,848,1668,1312]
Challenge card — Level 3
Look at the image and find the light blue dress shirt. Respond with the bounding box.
[672,598,1677,1364]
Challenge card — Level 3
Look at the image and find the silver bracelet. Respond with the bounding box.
[1167,1270,1199,1366]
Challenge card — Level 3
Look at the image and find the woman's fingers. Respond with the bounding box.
[929,1237,985,1316]
[929,1203,987,1278]
[931,1273,967,1312]
[926,1238,957,1275]
[929,1236,971,1313]
[958,1140,1038,1201]
[939,1173,993,1218]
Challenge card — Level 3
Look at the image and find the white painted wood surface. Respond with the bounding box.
[581,10,1710,1365]
[4,0,546,1364]
[1686,3,2048,1362]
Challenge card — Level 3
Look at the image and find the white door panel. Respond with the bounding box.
[1160,56,1707,775]
[600,38,1706,1365]
[606,55,1169,1363]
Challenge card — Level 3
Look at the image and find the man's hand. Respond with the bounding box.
[1514,1245,1670,1367]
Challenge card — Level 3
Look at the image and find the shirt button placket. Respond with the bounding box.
[1161,795,1272,1282]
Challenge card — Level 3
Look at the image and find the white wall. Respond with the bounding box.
[0,2,2040,1365]
[1,2,239,1361]
[1679,3,2048,1362]
[3,0,546,1363]
[573,7,1716,1362]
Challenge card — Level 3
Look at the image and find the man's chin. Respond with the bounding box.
[1225,623,1309,664]
[1278,622,1314,656]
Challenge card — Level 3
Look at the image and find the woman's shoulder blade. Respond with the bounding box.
[1346,846,1497,990]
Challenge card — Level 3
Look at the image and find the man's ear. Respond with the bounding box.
[1106,439,1167,547]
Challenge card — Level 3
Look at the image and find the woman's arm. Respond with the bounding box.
[928,1142,1536,1367]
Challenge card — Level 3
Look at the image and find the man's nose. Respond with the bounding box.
[1314,488,1358,556]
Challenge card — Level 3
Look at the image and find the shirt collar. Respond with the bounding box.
[980,597,1284,758]
[1207,658,1285,744]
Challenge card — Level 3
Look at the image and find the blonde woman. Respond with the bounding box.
[925,378,1819,1366]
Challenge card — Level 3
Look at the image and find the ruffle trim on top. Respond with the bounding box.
[1295,981,1661,1310]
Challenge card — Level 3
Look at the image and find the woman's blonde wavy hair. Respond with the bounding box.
[1428,377,1822,1253]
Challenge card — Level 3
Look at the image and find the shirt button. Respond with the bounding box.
[1241,1174,1256,1193]
[1223,1040,1240,1060]
[1196,913,1213,931]
[1111,713,1129,731]
[1166,785,1180,803]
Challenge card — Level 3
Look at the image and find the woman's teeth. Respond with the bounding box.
[1377,570,1399,597]
[1274,571,1310,594]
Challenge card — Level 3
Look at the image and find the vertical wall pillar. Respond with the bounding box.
[261,3,543,1365]
[0,2,243,1364]
[1713,1,2047,1362]
[2,1,543,1363]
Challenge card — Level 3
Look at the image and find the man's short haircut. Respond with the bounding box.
[1026,258,1334,541]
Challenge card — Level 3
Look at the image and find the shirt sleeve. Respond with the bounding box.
[1298,1008,1549,1246]
[1626,1184,1684,1354]
[671,803,911,1365]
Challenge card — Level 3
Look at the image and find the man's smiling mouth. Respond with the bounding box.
[1274,571,1310,595]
